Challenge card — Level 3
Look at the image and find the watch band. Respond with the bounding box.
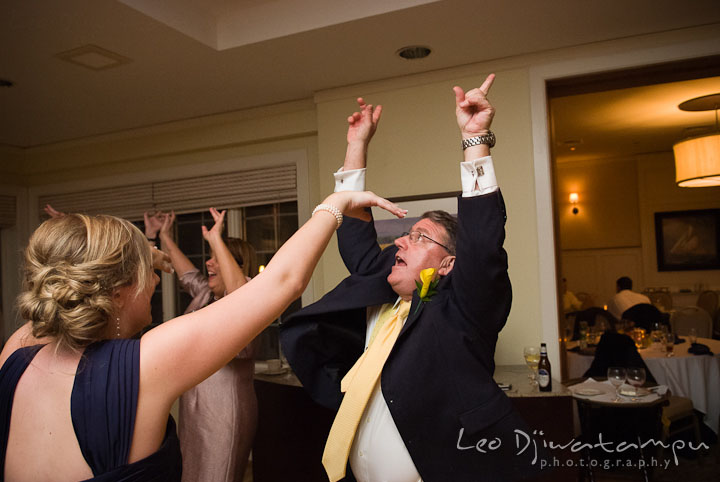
[461,131,496,150]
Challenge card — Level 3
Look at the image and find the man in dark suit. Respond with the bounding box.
[280,75,541,482]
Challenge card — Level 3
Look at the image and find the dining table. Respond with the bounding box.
[565,337,720,433]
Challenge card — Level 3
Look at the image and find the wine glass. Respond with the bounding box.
[523,346,540,386]
[688,328,698,345]
[664,333,675,357]
[607,367,626,402]
[626,367,646,395]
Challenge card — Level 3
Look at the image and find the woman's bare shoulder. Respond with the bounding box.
[0,321,45,366]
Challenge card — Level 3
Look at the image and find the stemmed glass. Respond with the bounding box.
[626,367,646,396]
[607,367,626,402]
[664,333,675,357]
[523,346,540,386]
[688,328,698,345]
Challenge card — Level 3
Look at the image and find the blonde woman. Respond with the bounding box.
[0,191,405,481]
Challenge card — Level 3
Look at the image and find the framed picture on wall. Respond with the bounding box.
[374,192,460,248]
[654,209,720,271]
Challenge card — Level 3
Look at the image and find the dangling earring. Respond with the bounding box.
[116,317,121,338]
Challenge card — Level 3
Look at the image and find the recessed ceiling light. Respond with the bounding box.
[55,44,132,71]
[396,45,432,60]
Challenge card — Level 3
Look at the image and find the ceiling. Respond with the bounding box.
[2,0,720,165]
[551,74,720,164]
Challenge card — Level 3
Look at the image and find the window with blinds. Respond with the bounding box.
[0,195,16,228]
[38,164,297,220]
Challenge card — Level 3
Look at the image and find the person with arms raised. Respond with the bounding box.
[0,190,405,481]
[280,75,543,481]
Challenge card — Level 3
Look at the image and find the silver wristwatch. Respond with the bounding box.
[461,131,496,150]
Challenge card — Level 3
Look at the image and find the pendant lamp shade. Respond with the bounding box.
[674,93,720,188]
[674,133,720,187]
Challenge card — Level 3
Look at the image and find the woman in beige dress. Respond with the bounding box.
[149,207,259,481]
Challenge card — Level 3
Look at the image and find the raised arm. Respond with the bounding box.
[43,204,66,218]
[202,207,247,294]
[450,74,511,328]
[157,211,196,278]
[139,191,406,405]
[337,98,386,273]
[343,97,382,172]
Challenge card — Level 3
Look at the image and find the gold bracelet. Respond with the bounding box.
[312,203,343,229]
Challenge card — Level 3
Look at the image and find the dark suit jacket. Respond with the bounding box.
[280,191,543,481]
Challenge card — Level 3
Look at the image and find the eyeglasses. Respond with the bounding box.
[398,231,451,253]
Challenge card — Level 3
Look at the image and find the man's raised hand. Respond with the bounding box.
[453,74,495,139]
[347,97,382,146]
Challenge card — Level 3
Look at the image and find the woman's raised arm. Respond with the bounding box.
[139,191,405,404]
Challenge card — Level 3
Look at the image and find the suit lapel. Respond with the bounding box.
[399,291,424,337]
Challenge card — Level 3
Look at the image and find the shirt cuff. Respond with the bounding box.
[460,156,498,197]
[334,167,366,192]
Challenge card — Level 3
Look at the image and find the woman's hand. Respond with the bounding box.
[44,204,65,218]
[159,211,175,241]
[323,191,407,222]
[144,210,166,239]
[201,207,226,241]
[151,245,173,273]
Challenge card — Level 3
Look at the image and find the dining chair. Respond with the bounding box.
[582,332,657,383]
[696,290,718,318]
[621,303,666,333]
[671,306,712,338]
[661,395,701,449]
[653,291,673,312]
[575,291,594,310]
[575,395,668,482]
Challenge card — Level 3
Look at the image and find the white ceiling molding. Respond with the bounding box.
[119,0,441,50]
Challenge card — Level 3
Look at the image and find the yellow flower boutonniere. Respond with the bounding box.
[414,268,439,313]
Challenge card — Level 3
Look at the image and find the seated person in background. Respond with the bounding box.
[561,277,582,313]
[150,208,258,482]
[0,190,405,481]
[607,276,651,321]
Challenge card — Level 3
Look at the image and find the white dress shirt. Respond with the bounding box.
[332,156,497,482]
[607,289,652,320]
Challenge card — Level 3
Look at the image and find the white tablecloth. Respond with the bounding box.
[569,378,666,405]
[566,337,720,433]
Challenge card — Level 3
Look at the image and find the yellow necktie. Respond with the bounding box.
[322,300,411,482]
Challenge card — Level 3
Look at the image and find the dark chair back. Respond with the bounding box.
[583,332,657,384]
[621,303,666,332]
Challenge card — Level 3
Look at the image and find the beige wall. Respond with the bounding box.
[314,67,542,365]
[557,158,640,250]
[558,153,720,307]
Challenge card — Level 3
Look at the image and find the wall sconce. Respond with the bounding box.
[569,192,579,215]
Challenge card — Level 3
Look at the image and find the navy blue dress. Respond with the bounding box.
[0,340,182,481]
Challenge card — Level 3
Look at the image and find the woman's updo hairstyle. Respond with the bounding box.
[18,214,153,351]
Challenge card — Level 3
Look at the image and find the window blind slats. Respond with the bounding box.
[39,164,296,221]
[0,195,16,228]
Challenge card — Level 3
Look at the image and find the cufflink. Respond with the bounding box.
[477,166,485,177]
